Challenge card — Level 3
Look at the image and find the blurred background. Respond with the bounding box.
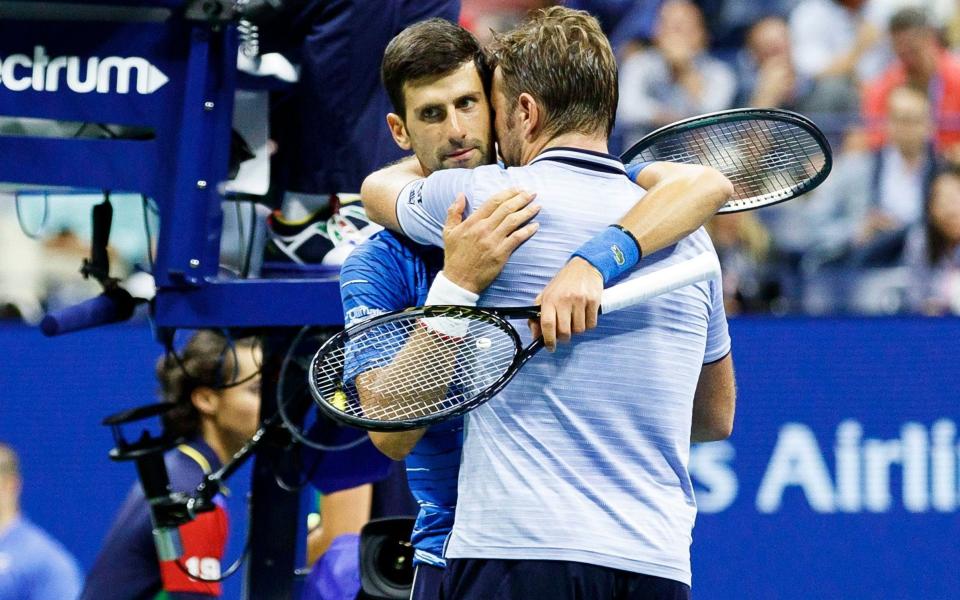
[1,0,959,599]
[6,0,960,320]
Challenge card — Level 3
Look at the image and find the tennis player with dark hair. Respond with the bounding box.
[343,19,543,600]
[82,331,262,600]
[343,190,537,599]
[367,34,733,352]
[361,8,735,599]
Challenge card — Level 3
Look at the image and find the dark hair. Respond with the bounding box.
[889,7,930,33]
[381,18,490,119]
[925,164,960,264]
[490,6,618,138]
[157,330,259,440]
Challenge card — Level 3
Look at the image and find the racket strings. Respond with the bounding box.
[632,119,826,208]
[312,313,519,422]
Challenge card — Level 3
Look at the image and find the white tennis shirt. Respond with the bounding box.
[395,147,731,586]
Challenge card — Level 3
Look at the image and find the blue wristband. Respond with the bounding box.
[625,160,654,182]
[571,225,642,285]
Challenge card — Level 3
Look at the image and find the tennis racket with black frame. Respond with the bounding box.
[310,252,720,431]
[621,107,832,213]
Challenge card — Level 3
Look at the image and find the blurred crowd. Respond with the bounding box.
[473,0,960,316]
[2,0,959,319]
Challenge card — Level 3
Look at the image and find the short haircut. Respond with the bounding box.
[0,443,19,478]
[157,330,259,440]
[889,7,930,33]
[491,6,618,138]
[381,18,490,119]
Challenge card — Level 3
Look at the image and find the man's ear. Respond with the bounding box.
[517,93,541,141]
[191,387,220,419]
[386,113,412,150]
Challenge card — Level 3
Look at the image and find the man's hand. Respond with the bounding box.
[442,189,539,294]
[530,257,603,352]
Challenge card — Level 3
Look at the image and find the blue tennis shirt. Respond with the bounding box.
[339,230,463,567]
[395,147,731,586]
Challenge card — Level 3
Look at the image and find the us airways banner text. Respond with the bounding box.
[690,317,960,599]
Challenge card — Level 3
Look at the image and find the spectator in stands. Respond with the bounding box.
[789,0,886,115]
[617,0,736,142]
[706,212,776,314]
[568,0,663,57]
[823,85,938,267]
[797,126,874,267]
[461,0,542,44]
[0,443,83,600]
[862,7,960,153]
[902,165,960,314]
[707,0,801,50]
[735,15,811,109]
[946,6,960,51]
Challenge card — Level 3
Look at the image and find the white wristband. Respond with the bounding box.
[422,271,478,338]
[424,271,479,307]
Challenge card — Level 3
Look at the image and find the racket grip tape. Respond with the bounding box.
[599,252,721,314]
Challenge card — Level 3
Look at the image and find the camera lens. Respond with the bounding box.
[373,539,413,588]
[359,517,416,599]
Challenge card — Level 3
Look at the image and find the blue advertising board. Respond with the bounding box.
[690,317,960,599]
[0,6,345,329]
[0,7,238,300]
[1,318,958,598]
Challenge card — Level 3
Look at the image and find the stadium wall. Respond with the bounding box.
[1,319,958,599]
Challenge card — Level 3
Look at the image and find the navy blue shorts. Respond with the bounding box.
[410,563,444,600]
[440,558,691,600]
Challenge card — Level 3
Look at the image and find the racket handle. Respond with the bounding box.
[600,252,721,314]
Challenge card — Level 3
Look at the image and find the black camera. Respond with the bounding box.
[358,517,416,599]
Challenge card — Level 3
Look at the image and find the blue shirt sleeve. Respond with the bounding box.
[340,239,416,327]
[340,237,422,382]
[395,169,476,246]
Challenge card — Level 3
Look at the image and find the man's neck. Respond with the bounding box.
[521,131,610,165]
[418,158,434,178]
